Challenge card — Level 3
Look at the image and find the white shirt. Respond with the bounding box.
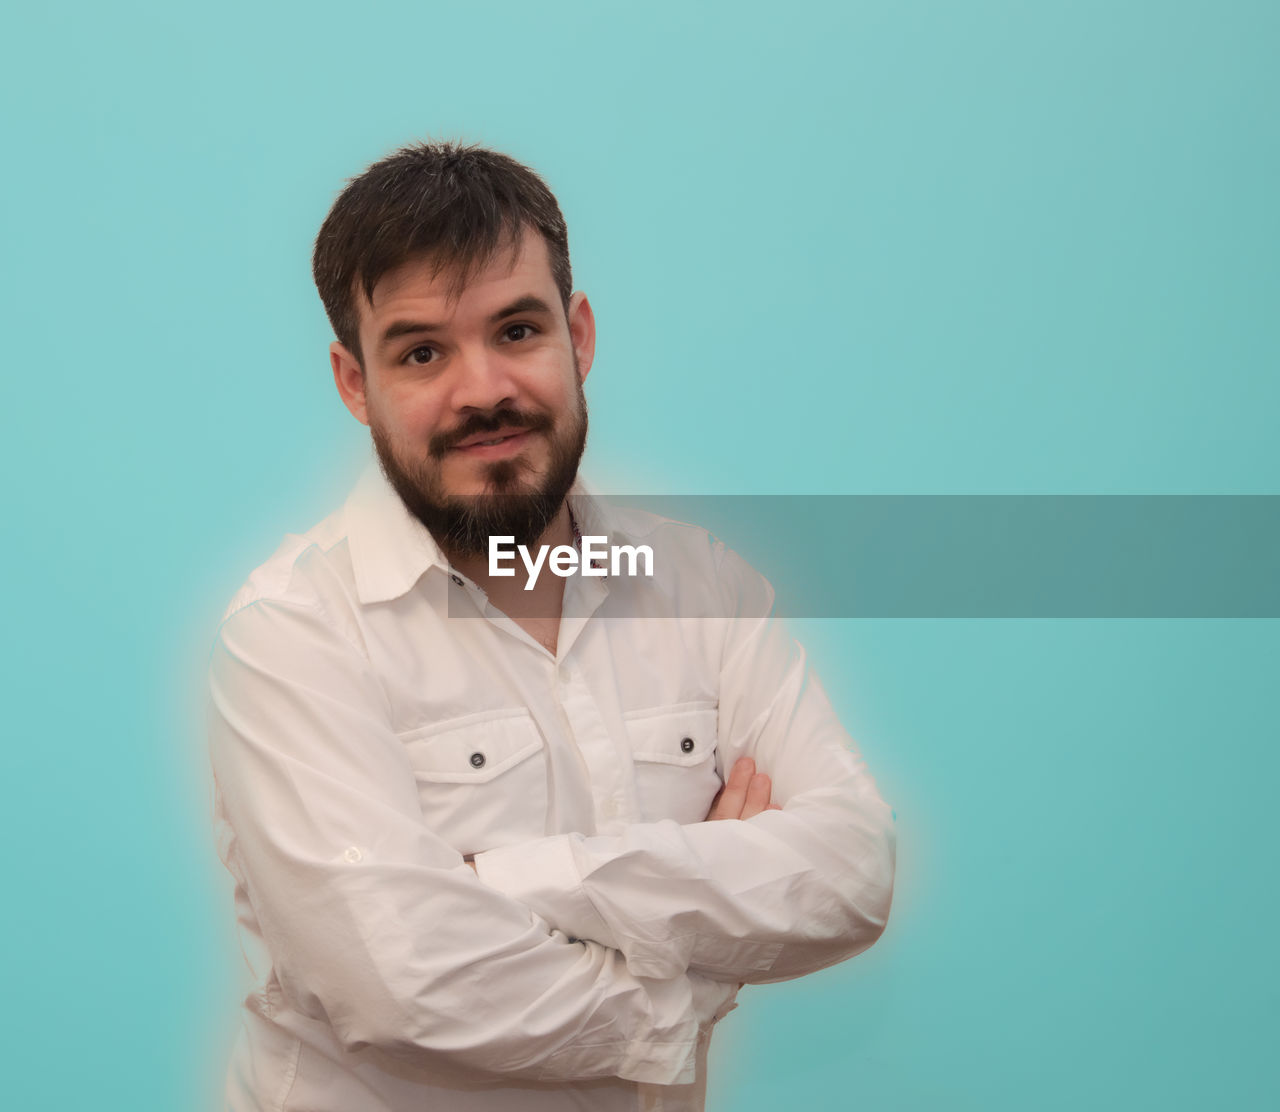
[207,463,896,1112]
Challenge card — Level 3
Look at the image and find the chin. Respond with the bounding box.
[453,456,544,493]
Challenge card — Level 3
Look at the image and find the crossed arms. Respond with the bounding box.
[207,552,896,1086]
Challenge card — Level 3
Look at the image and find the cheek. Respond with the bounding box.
[379,391,446,442]
[527,373,582,418]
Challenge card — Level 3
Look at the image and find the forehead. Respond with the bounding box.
[363,226,556,323]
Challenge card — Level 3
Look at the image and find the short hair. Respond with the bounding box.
[312,140,573,364]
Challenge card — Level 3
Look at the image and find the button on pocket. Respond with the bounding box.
[623,703,721,823]
[399,710,547,855]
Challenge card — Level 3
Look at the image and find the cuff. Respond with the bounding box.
[539,1035,700,1086]
[472,834,618,950]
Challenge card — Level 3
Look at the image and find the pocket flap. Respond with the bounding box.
[401,710,543,784]
[623,703,718,767]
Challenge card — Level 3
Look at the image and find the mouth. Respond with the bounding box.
[449,428,536,459]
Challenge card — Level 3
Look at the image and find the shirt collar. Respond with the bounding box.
[343,458,633,606]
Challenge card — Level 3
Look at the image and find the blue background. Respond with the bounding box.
[4,2,1276,1108]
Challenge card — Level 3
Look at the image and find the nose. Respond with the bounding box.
[448,342,519,414]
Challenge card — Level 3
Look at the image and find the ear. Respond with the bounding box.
[331,342,370,426]
[566,291,596,383]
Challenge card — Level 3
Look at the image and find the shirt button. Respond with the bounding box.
[343,846,362,863]
[469,751,486,769]
[450,573,464,587]
[680,737,695,753]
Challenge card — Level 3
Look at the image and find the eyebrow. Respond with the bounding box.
[378,295,556,351]
[488,295,555,323]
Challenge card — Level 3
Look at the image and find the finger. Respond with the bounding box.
[740,773,772,820]
[767,803,783,811]
[706,757,754,820]
[707,757,755,820]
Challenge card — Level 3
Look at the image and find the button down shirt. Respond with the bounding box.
[207,463,896,1112]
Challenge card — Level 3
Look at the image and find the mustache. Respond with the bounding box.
[429,407,555,458]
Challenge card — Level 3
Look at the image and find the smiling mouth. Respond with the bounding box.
[449,429,537,457]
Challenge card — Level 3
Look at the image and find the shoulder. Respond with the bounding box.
[216,507,359,636]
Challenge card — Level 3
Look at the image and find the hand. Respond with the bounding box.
[704,757,782,821]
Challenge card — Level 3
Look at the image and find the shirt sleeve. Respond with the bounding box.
[207,590,737,1085]
[471,547,897,984]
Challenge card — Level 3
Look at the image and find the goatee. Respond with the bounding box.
[372,390,588,559]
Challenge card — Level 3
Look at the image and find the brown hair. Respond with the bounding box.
[312,140,572,364]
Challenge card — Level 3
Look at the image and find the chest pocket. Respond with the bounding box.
[398,710,548,856]
[623,702,722,824]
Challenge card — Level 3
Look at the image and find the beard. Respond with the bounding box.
[371,378,589,559]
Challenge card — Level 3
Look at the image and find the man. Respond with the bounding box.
[207,141,896,1111]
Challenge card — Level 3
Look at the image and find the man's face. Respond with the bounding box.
[331,227,595,556]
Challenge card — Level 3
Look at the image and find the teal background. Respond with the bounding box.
[4,1,1276,1108]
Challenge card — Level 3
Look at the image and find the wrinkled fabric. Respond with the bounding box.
[208,462,896,1111]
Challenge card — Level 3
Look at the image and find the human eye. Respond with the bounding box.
[501,323,538,343]
[404,344,438,366]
